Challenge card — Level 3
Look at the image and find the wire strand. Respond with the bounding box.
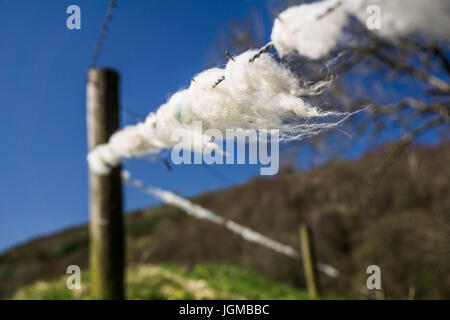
[88,0,117,69]
[122,170,340,279]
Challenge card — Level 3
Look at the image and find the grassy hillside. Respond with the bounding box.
[11,264,308,300]
[1,142,449,299]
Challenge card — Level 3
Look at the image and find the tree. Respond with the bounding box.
[208,0,449,176]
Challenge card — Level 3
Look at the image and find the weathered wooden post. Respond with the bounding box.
[87,68,124,299]
[299,224,320,299]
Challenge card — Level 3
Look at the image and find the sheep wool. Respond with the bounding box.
[271,0,450,60]
[88,50,347,174]
[180,50,334,131]
[271,0,348,59]
[346,0,450,41]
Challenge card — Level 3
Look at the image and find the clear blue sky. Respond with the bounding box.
[0,0,441,253]
[0,0,278,252]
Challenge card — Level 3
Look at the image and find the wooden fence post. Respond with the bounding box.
[299,224,320,299]
[87,68,124,300]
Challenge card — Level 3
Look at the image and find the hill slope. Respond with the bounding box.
[1,142,449,299]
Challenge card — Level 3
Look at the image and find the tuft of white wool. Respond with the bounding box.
[87,115,221,174]
[345,0,450,41]
[177,69,235,129]
[181,50,337,131]
[87,145,118,175]
[88,50,348,174]
[272,0,450,60]
[271,0,348,59]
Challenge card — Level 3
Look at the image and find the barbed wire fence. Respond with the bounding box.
[85,0,379,299]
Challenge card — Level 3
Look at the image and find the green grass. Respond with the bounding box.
[11,263,309,300]
[164,264,309,300]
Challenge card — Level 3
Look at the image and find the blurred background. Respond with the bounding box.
[0,0,448,299]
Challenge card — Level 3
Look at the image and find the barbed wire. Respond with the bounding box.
[212,42,274,89]
[121,170,340,279]
[211,0,347,89]
[122,171,384,298]
[248,42,274,62]
[88,0,117,70]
